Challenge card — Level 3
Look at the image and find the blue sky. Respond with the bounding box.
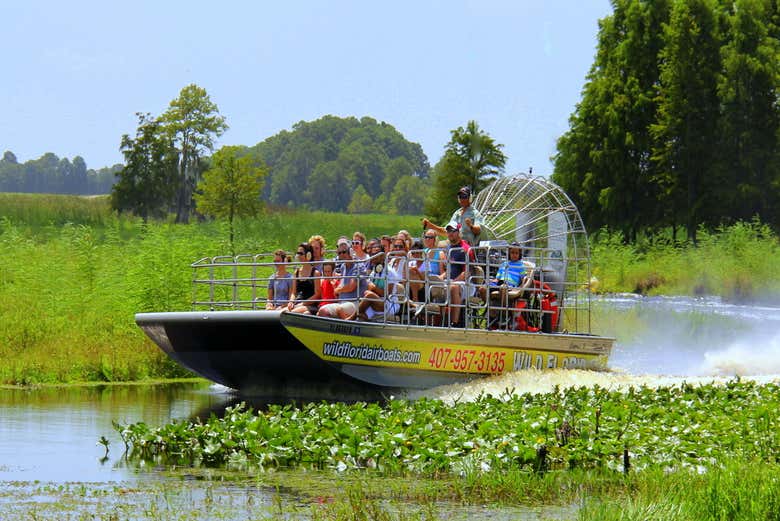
[1,1,612,174]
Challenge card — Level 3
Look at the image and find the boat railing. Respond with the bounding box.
[190,243,592,334]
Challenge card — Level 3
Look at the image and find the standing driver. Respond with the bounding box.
[422,186,484,246]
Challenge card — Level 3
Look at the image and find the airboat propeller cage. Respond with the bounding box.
[473,173,593,333]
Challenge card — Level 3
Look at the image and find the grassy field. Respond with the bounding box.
[1,193,779,385]
[0,194,420,384]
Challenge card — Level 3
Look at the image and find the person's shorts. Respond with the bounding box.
[364,300,400,319]
[318,301,357,319]
[452,280,477,299]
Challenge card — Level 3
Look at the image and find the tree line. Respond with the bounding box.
[553,0,780,242]
[110,86,453,222]
[0,150,119,195]
[249,115,431,215]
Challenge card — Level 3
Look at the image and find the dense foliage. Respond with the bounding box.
[554,0,780,241]
[589,219,780,298]
[426,120,507,223]
[111,84,228,223]
[249,115,431,215]
[115,380,780,475]
[0,150,118,195]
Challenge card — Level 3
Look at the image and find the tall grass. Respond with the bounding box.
[579,460,780,521]
[0,193,420,384]
[0,192,112,228]
[590,220,780,300]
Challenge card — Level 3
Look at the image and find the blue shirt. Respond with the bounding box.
[496,260,526,286]
[337,261,359,301]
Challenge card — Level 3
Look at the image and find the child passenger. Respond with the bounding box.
[319,261,337,309]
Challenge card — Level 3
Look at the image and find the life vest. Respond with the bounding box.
[515,280,559,333]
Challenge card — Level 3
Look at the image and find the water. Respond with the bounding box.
[414,294,780,402]
[1,295,779,517]
[0,381,232,482]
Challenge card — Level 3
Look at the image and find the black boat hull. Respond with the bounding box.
[135,310,397,398]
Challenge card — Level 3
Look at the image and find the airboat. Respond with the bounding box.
[136,174,613,397]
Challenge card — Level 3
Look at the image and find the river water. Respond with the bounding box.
[1,295,779,517]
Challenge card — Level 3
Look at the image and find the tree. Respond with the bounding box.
[194,146,266,253]
[159,84,228,223]
[391,175,428,215]
[251,115,430,212]
[717,0,780,225]
[426,121,506,223]
[651,0,722,242]
[346,185,374,214]
[111,113,179,221]
[553,0,670,241]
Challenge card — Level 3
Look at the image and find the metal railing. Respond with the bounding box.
[190,244,593,334]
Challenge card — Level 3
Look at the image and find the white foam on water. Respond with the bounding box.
[403,297,780,404]
[406,368,780,404]
[699,332,780,377]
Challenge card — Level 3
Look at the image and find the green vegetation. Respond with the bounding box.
[0,193,419,385]
[112,84,229,224]
[250,114,431,215]
[589,220,780,298]
[194,145,267,254]
[0,150,118,194]
[4,459,780,520]
[115,380,780,474]
[107,381,780,520]
[554,0,780,241]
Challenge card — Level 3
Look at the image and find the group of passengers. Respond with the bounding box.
[265,186,533,326]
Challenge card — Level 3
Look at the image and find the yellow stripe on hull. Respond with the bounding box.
[285,325,609,376]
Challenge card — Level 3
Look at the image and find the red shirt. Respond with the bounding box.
[319,278,336,307]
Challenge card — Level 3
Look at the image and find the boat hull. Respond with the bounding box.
[137,310,613,395]
[135,310,392,398]
[280,312,611,389]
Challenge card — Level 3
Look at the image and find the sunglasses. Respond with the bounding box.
[457,193,469,199]
[352,240,362,245]
[337,248,350,254]
[296,251,306,256]
[392,244,405,249]
[424,235,436,239]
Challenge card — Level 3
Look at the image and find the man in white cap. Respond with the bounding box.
[422,186,484,246]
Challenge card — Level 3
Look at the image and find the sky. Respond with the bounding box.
[1,1,612,175]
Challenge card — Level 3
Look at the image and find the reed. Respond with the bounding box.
[578,460,780,521]
[590,220,780,300]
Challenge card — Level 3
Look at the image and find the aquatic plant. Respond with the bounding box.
[115,380,780,476]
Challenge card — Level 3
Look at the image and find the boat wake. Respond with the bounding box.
[699,331,780,377]
[409,296,780,403]
[408,367,780,404]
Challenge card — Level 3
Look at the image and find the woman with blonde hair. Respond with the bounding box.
[308,234,326,273]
